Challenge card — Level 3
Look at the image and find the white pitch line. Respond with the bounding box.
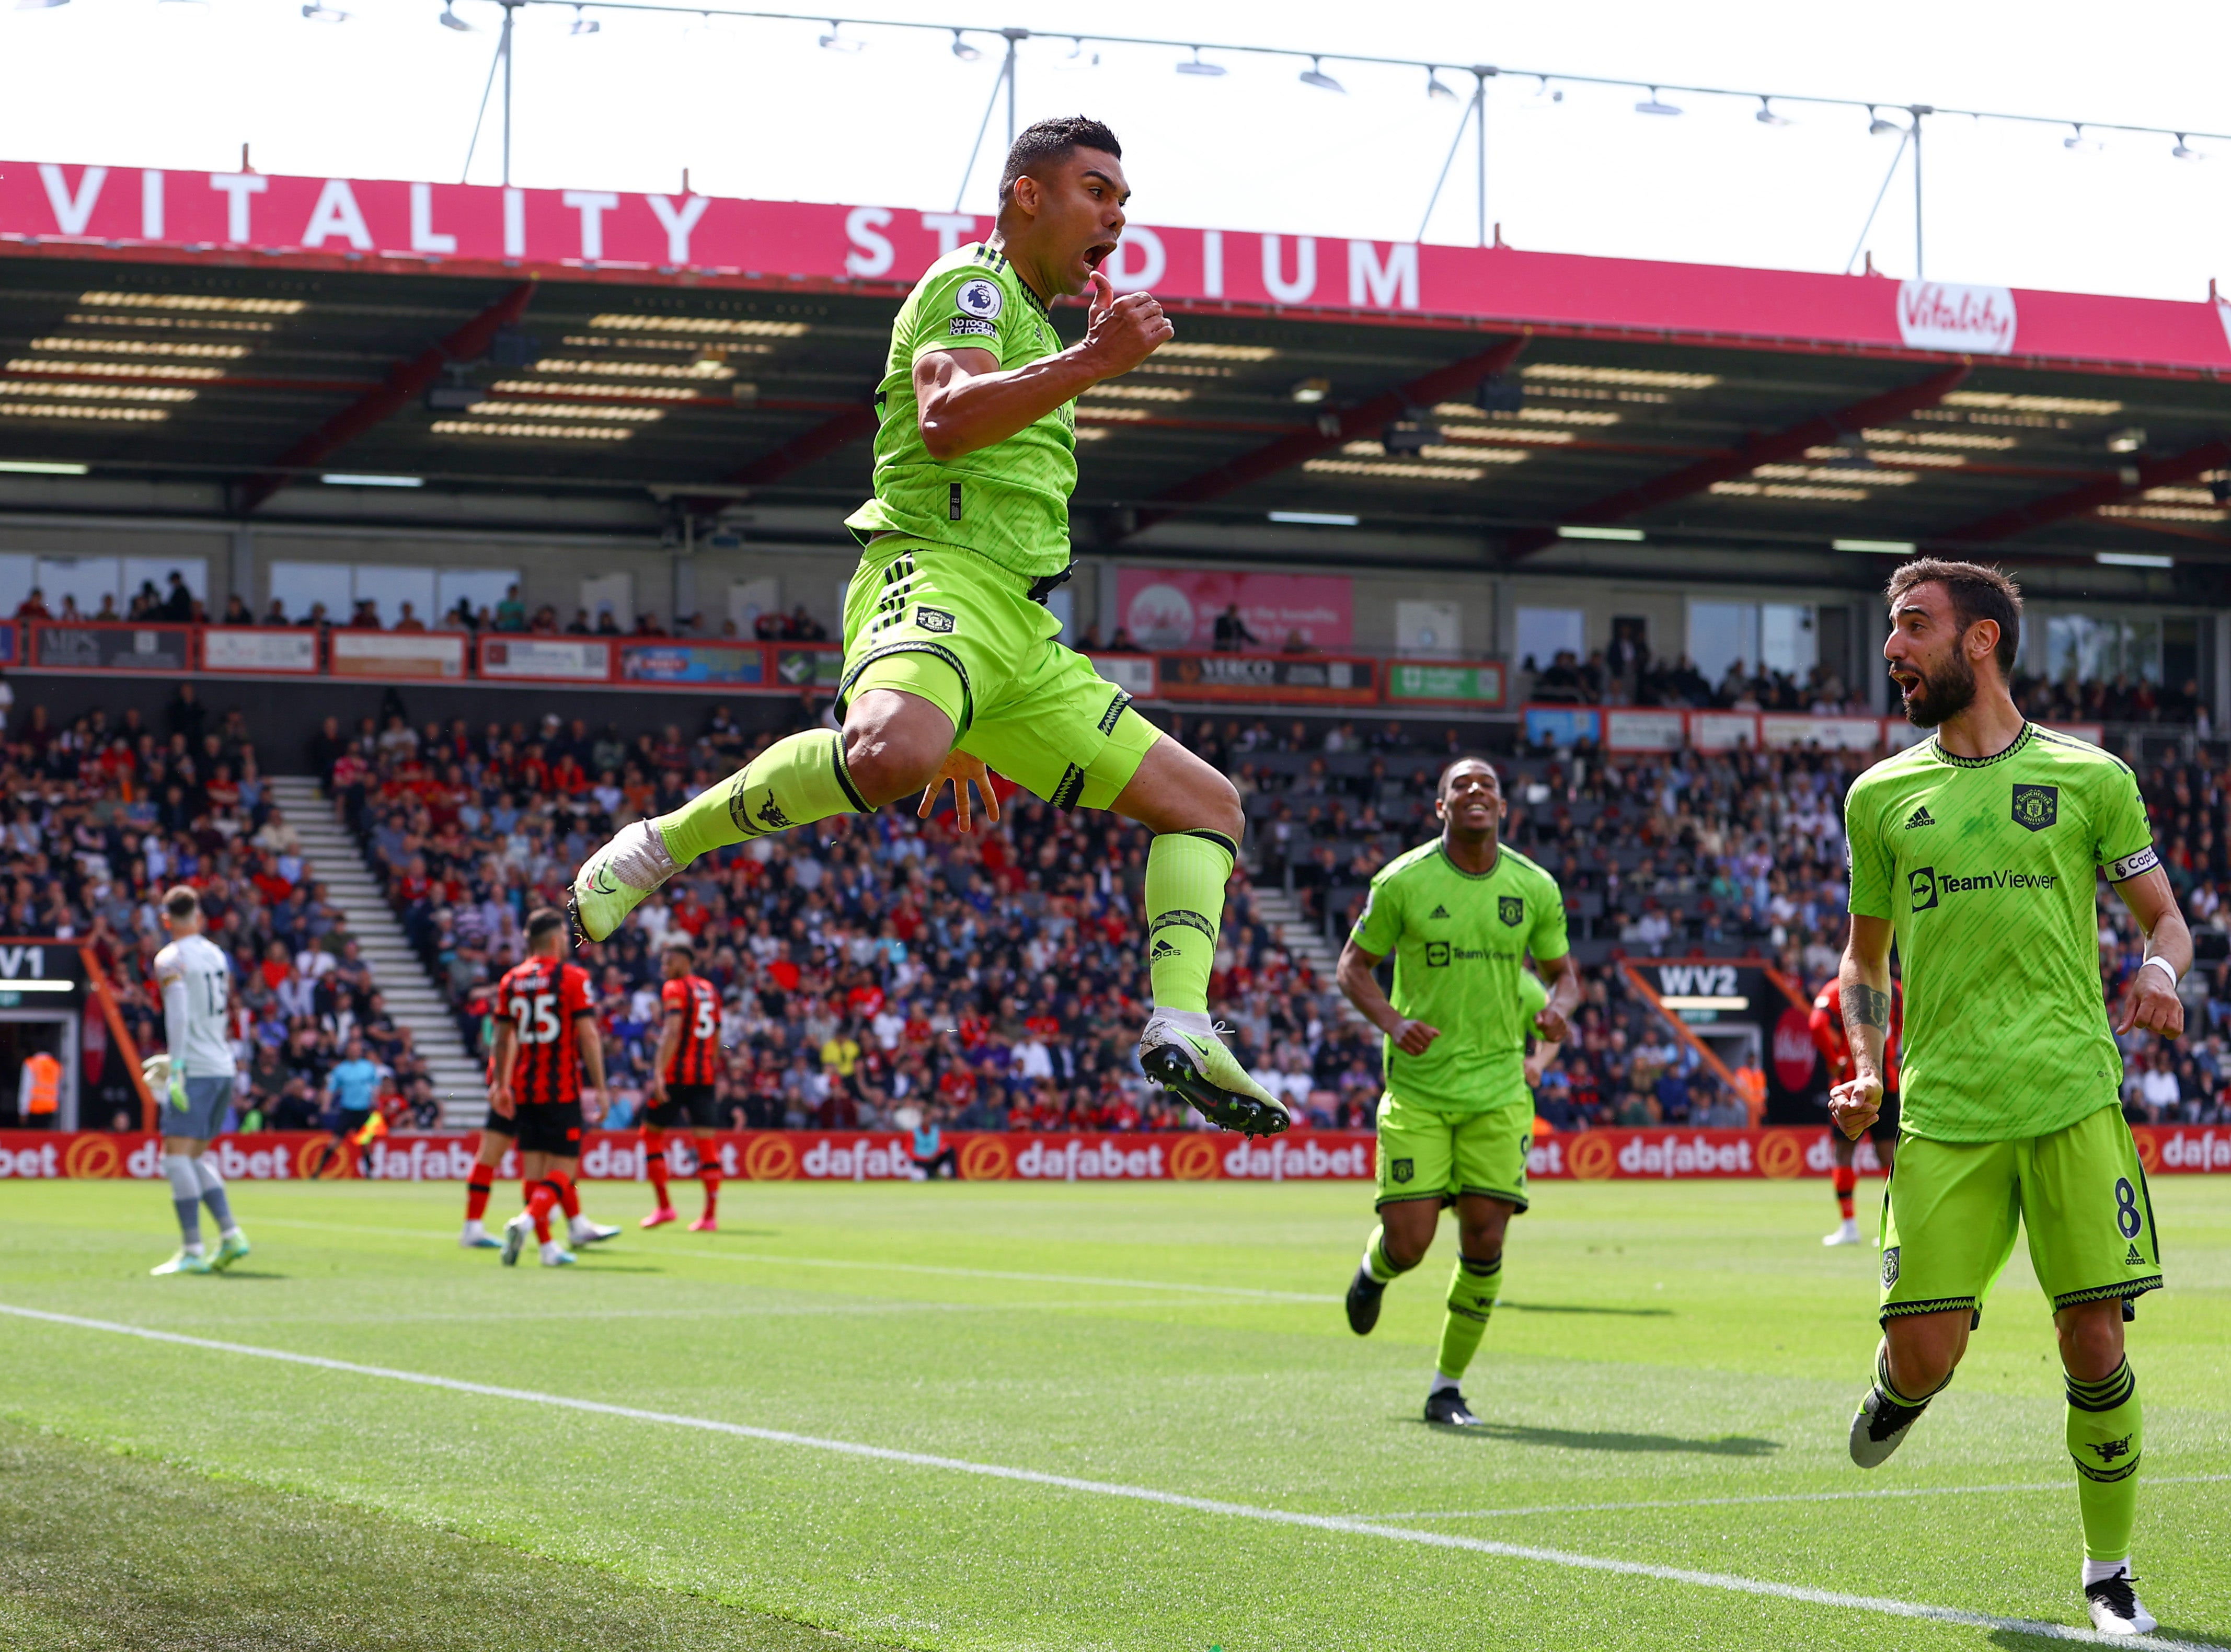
[1374,1475,2231,1520]
[2,1303,2219,1651]
[248,1219,1337,1303]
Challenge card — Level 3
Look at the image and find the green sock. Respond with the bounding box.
[1436,1253,1502,1380]
[1144,830,1236,1013]
[653,730,868,868]
[2066,1358,2142,1562]
[1364,1224,1411,1286]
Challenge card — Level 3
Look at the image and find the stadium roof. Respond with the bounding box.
[1,161,2226,586]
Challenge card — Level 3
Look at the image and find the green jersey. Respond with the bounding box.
[1351,839,1569,1113]
[1845,723,2156,1143]
[845,243,1076,580]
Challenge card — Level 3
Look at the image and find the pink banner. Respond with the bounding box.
[6,1125,2223,1181]
[6,161,2228,373]
[1116,569,1353,652]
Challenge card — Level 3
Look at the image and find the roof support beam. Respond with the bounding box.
[1114,334,1530,539]
[237,281,537,515]
[1945,438,2231,542]
[1504,364,1971,560]
[724,403,881,490]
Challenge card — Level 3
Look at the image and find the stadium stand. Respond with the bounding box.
[6,671,2221,1138]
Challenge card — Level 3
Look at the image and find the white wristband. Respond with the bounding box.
[2140,955,2180,991]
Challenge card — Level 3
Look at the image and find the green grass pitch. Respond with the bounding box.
[1,1174,2225,1651]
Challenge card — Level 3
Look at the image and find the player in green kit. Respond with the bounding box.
[1336,757,1580,1425]
[567,117,1285,1135]
[1834,560,2189,1636]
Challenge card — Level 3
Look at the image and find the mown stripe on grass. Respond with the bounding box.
[2,1302,2217,1652]
[254,1218,1342,1302]
[1373,1475,2231,1520]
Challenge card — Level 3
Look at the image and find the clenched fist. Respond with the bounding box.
[1080,269,1174,379]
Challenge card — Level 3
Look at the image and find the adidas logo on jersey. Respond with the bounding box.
[2125,1244,2146,1266]
[1904,805,1936,829]
[1429,904,1452,920]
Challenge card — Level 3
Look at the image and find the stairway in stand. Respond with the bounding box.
[265,776,488,1127]
[1244,884,1366,1024]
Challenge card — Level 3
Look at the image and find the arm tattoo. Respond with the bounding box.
[1845,984,1890,1031]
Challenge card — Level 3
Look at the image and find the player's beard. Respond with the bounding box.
[1899,649,1977,727]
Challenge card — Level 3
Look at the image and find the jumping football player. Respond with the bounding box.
[567,116,1285,1137]
[487,908,620,1267]
[640,936,725,1232]
[1836,560,2186,1636]
[1336,758,1579,1427]
[1810,972,1902,1246]
[146,886,250,1276]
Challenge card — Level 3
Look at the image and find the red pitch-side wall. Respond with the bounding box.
[4,1127,2225,1182]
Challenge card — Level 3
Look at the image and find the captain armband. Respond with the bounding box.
[2105,844,2159,883]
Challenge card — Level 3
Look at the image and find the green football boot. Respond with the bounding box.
[210,1230,252,1271]
[569,819,678,944]
[1137,1015,1291,1137]
[151,1249,213,1276]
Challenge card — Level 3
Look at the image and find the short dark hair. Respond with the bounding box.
[999,116,1121,203]
[525,907,567,942]
[1885,558,2022,678]
[1437,756,1499,796]
[164,886,200,920]
[663,935,696,958]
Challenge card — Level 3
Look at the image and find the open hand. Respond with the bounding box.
[917,752,1001,833]
[486,1081,515,1120]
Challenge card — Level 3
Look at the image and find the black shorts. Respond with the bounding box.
[647,1083,720,1130]
[484,1100,584,1157]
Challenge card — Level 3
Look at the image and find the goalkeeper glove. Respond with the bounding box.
[142,1054,187,1112]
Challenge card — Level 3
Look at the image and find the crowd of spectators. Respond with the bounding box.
[0,680,441,1134]
[6,675,2227,1138]
[1517,640,2205,731]
[330,701,1386,1135]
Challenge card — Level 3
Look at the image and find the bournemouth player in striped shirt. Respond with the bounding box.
[641,937,727,1232]
[486,908,620,1266]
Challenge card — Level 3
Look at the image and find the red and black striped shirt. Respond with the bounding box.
[661,973,722,1087]
[493,955,594,1105]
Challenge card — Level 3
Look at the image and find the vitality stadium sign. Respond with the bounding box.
[7,161,2231,372]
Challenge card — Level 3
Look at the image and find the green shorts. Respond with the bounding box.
[1375,1090,1532,1211]
[1878,1103,2162,1324]
[837,537,1159,812]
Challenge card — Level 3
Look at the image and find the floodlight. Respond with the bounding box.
[1175,47,1224,77]
[950,30,979,61]
[1300,56,1344,94]
[1635,88,1682,117]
